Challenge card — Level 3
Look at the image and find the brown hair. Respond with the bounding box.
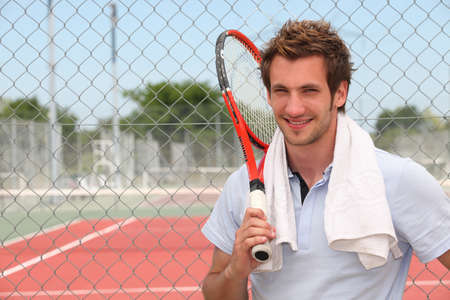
[260,20,353,112]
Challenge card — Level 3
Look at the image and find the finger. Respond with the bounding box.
[243,207,267,222]
[244,235,269,251]
[242,217,273,232]
[236,222,275,244]
[245,226,276,240]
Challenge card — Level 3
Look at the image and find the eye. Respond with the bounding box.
[302,87,320,95]
[272,87,288,94]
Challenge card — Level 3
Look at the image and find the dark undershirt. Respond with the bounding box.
[292,172,309,203]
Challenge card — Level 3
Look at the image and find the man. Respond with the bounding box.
[201,20,449,299]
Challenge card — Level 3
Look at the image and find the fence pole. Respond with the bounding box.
[110,3,121,188]
[48,0,58,195]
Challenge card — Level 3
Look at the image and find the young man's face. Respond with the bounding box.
[267,55,347,148]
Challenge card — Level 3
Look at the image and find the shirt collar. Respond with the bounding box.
[322,163,333,182]
[287,163,334,181]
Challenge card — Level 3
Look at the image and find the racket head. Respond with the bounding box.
[216,30,277,152]
[216,31,273,263]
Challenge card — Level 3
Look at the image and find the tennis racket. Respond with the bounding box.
[215,30,277,263]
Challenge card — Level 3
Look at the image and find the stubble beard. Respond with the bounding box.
[282,115,332,148]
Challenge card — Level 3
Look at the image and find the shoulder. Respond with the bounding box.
[221,164,251,207]
[217,163,250,220]
[224,163,250,191]
[201,164,250,254]
[374,147,447,226]
[375,149,450,262]
[374,147,445,203]
[374,148,436,191]
[374,148,409,177]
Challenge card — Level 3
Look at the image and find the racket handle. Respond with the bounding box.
[249,189,272,263]
[252,241,272,263]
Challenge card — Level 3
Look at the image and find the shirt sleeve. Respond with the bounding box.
[201,165,249,255]
[389,158,450,263]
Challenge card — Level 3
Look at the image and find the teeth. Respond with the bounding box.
[289,119,309,125]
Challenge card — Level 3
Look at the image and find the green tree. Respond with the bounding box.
[375,105,424,133]
[0,97,47,121]
[0,97,80,172]
[0,97,78,141]
[122,80,226,142]
[374,104,447,151]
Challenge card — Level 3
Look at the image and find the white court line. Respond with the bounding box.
[405,280,450,286]
[0,286,201,297]
[0,186,221,197]
[2,219,83,247]
[0,217,137,279]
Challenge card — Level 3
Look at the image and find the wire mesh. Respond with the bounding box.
[0,0,448,299]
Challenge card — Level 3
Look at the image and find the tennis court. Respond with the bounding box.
[1,212,449,300]
[0,186,217,300]
[0,216,211,299]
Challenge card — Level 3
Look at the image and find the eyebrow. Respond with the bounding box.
[300,83,322,91]
[271,83,288,90]
[271,82,321,90]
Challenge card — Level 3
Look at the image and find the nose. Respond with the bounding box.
[285,92,306,116]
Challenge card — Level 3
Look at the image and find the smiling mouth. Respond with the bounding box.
[287,118,312,126]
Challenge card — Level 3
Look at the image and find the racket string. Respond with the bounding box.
[223,37,277,146]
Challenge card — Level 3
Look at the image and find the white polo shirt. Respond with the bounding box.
[202,149,450,299]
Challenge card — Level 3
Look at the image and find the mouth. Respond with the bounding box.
[286,118,312,128]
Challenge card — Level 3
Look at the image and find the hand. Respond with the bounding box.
[225,207,276,280]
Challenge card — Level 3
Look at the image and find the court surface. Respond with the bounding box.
[1,216,448,299]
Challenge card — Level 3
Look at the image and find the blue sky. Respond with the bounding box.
[0,0,448,128]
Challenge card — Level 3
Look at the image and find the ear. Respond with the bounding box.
[334,81,348,109]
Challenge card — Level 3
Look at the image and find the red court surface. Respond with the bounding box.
[1,217,448,299]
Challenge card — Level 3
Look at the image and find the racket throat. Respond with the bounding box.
[249,178,265,192]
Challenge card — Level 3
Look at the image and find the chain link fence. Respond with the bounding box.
[0,0,448,299]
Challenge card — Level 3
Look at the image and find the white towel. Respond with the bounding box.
[253,113,402,272]
[252,126,298,272]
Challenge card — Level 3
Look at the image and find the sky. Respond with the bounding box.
[0,0,448,129]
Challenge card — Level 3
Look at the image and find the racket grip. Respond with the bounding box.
[252,242,272,263]
[249,189,272,263]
